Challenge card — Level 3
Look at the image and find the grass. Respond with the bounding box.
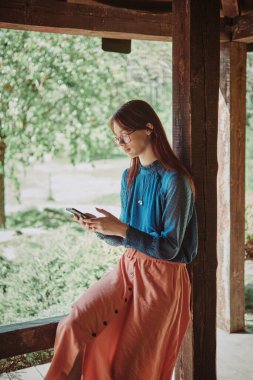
[0,204,253,372]
[0,207,124,372]
[6,207,73,230]
[1,210,122,326]
[1,204,253,325]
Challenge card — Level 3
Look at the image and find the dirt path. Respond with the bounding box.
[6,157,129,214]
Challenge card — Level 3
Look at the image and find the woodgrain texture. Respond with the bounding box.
[0,0,172,41]
[218,42,246,333]
[173,0,220,379]
[0,0,231,42]
[0,316,64,359]
[221,0,239,18]
[230,42,246,332]
[233,12,253,42]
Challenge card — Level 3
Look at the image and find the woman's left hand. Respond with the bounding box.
[83,208,128,237]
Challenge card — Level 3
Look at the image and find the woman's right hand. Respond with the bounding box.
[73,213,96,230]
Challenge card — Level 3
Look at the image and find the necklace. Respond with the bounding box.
[137,167,156,206]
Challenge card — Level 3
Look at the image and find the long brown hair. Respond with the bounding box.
[109,99,195,198]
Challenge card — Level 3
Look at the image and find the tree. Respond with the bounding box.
[246,53,253,191]
[0,29,173,224]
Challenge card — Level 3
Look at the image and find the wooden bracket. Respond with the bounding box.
[102,38,131,53]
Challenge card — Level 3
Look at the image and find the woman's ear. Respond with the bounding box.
[146,123,154,135]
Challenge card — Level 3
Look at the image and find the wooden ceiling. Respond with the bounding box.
[69,0,253,16]
[220,0,253,17]
[0,0,253,43]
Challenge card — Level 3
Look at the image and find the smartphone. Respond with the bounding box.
[66,208,92,219]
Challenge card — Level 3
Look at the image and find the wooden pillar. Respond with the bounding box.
[172,1,220,379]
[217,42,246,332]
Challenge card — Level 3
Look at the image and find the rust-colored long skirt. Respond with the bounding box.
[45,248,192,380]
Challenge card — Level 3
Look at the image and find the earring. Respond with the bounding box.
[146,123,153,134]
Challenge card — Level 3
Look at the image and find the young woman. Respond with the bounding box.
[45,99,198,380]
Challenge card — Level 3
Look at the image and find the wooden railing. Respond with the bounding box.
[0,316,65,359]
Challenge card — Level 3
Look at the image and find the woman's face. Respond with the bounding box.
[112,121,151,158]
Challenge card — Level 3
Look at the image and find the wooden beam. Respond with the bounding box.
[220,17,233,41]
[240,0,253,14]
[232,12,253,42]
[0,316,64,359]
[217,42,246,332]
[220,0,239,18]
[247,42,253,51]
[0,0,172,42]
[173,0,220,379]
[102,38,131,53]
[0,0,230,42]
[69,0,172,12]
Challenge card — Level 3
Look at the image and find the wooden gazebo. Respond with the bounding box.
[0,1,252,379]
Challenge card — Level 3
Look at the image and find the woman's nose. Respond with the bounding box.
[119,139,126,146]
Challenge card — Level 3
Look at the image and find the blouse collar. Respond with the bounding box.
[139,159,162,173]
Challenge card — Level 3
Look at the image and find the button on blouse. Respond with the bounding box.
[95,160,198,264]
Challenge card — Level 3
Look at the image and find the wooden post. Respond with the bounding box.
[172,0,220,379]
[217,42,246,332]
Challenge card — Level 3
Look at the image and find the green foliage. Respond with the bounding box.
[0,223,121,326]
[245,283,253,310]
[245,202,253,240]
[6,207,77,230]
[0,29,172,200]
[0,349,53,375]
[246,53,253,192]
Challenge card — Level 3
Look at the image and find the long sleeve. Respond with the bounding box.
[94,169,128,247]
[124,172,195,261]
[94,232,124,247]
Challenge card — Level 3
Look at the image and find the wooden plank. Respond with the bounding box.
[0,315,65,359]
[217,42,246,332]
[0,0,172,42]
[172,0,220,379]
[0,0,230,42]
[68,0,172,12]
[230,42,246,332]
[220,0,239,18]
[232,12,253,42]
[218,42,246,332]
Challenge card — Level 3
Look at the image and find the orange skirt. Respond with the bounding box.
[45,248,192,380]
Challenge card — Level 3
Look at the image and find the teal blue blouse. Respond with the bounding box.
[95,160,198,264]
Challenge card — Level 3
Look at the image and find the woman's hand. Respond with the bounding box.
[74,208,128,238]
[73,212,96,231]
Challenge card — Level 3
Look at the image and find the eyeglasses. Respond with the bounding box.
[112,130,136,146]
